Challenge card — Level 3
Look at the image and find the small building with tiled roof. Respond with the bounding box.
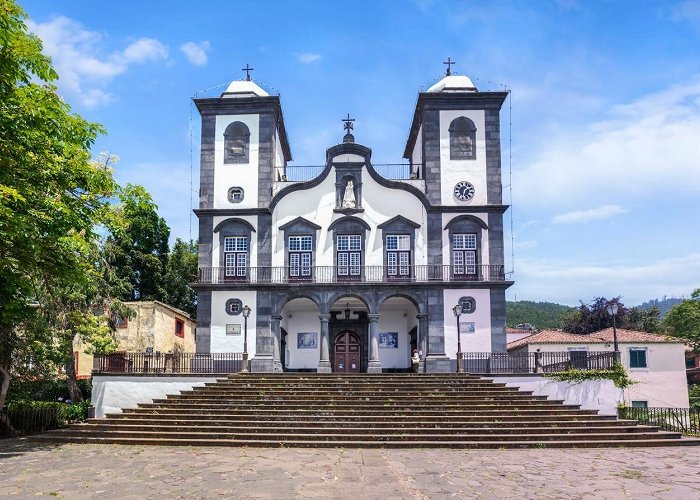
[507,328,689,409]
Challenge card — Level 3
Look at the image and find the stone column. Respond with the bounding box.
[317,313,332,373]
[416,313,428,373]
[367,313,382,373]
[270,314,283,372]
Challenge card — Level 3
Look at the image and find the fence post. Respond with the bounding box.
[534,351,542,374]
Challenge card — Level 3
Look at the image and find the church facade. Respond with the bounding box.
[193,70,513,373]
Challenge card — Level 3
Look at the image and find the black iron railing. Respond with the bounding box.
[462,351,617,374]
[92,352,242,374]
[618,407,700,436]
[274,163,422,182]
[198,265,506,285]
[0,406,62,439]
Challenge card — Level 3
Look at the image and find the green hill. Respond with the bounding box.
[506,301,573,330]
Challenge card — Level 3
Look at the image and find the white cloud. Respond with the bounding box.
[180,41,210,66]
[552,204,627,225]
[514,76,700,208]
[298,53,321,64]
[511,253,700,306]
[27,16,168,108]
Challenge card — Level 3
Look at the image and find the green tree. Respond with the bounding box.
[560,297,628,334]
[0,0,117,409]
[623,306,663,333]
[162,239,198,318]
[664,289,700,351]
[106,184,170,301]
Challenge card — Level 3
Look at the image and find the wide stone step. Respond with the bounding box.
[179,390,541,398]
[106,412,617,423]
[155,396,555,405]
[42,428,686,443]
[93,416,633,428]
[138,401,580,411]
[51,373,700,448]
[34,434,700,448]
[78,422,660,435]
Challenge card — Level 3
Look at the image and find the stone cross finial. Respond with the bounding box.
[242,64,254,81]
[443,57,455,76]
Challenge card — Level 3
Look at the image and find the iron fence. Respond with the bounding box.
[462,351,616,374]
[0,406,62,439]
[618,407,700,436]
[198,264,506,285]
[93,352,242,374]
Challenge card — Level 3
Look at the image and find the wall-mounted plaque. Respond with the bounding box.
[226,324,241,336]
[378,332,399,348]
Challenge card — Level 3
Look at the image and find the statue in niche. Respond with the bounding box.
[341,180,356,208]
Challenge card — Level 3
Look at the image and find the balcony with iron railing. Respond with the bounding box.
[196,264,507,285]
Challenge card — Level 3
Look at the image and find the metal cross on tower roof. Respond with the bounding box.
[443,57,455,76]
[342,113,355,133]
[242,64,254,81]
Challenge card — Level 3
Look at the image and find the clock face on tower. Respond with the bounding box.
[454,181,475,201]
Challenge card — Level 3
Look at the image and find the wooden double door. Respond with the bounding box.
[334,330,361,373]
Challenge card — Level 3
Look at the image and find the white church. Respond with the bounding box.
[193,65,512,373]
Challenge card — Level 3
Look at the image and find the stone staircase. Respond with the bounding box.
[39,374,700,448]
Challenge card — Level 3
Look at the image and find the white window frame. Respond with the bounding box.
[386,234,411,277]
[224,236,248,277]
[452,233,477,275]
[337,235,361,277]
[288,235,313,278]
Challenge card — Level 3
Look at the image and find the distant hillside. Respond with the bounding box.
[637,297,684,318]
[506,301,573,330]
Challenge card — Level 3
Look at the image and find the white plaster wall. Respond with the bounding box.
[92,376,218,418]
[441,213,489,267]
[274,131,284,169]
[443,288,492,356]
[272,164,428,269]
[411,126,423,166]
[211,214,258,269]
[285,309,321,369]
[495,376,622,416]
[210,290,257,353]
[377,308,411,369]
[520,342,689,408]
[214,114,259,210]
[439,109,487,206]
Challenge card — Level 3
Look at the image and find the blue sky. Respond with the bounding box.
[20,0,700,306]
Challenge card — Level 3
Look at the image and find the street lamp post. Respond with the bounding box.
[241,305,251,373]
[452,304,464,373]
[606,301,620,364]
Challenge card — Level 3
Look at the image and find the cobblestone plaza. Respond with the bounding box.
[1,441,699,498]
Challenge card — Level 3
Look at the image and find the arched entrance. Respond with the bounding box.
[334,330,361,373]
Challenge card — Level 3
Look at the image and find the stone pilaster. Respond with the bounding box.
[367,313,382,373]
[318,314,332,373]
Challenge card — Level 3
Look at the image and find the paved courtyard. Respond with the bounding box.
[1,440,699,498]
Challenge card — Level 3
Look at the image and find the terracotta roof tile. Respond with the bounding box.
[507,328,682,350]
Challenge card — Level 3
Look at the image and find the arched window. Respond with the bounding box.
[449,117,476,160]
[224,121,250,164]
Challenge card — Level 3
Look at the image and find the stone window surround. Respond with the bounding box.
[449,116,477,161]
[214,218,256,270]
[223,121,251,164]
[328,216,371,277]
[444,215,487,269]
[225,298,243,316]
[227,186,244,203]
[279,216,322,275]
[377,215,421,274]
